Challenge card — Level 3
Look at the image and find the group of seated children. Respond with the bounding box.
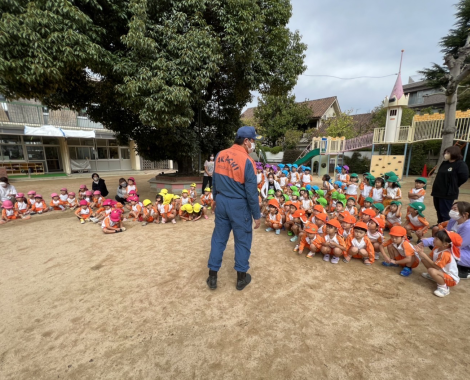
[258,162,460,298]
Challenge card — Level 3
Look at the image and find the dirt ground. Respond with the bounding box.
[1,173,470,380]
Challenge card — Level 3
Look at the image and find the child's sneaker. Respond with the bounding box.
[323,254,330,262]
[266,227,273,232]
[290,235,298,242]
[331,256,340,264]
[171,219,176,224]
[434,286,450,297]
[275,229,280,235]
[375,253,380,260]
[382,261,399,267]
[161,219,166,224]
[400,267,412,277]
[80,218,85,224]
[293,244,299,252]
[142,222,148,226]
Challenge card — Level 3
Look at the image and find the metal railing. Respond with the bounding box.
[0,101,104,130]
[343,132,374,151]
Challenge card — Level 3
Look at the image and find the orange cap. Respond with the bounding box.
[362,208,376,217]
[292,210,305,219]
[304,225,318,234]
[370,217,385,229]
[389,226,407,237]
[267,198,280,209]
[315,213,328,222]
[342,214,356,224]
[444,230,462,260]
[326,219,342,230]
[354,221,369,230]
[313,205,324,213]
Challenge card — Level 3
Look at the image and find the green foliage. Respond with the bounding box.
[260,145,283,154]
[283,129,303,149]
[342,152,370,175]
[371,104,416,127]
[282,148,302,164]
[324,110,355,139]
[457,76,470,110]
[0,0,307,172]
[254,92,311,146]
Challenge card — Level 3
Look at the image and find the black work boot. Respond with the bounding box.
[236,271,251,291]
[207,270,218,290]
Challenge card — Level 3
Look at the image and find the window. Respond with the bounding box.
[109,147,119,159]
[1,145,24,160]
[97,147,108,159]
[390,109,397,116]
[24,136,42,145]
[108,139,118,146]
[96,139,107,147]
[69,147,78,160]
[82,139,94,146]
[26,146,45,160]
[1,135,21,144]
[76,147,91,160]
[120,148,130,159]
[67,138,80,146]
[42,137,59,145]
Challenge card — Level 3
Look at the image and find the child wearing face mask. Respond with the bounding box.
[0,177,17,207]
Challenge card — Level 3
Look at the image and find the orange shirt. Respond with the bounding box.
[31,200,47,212]
[2,209,19,220]
[345,235,375,262]
[299,234,324,252]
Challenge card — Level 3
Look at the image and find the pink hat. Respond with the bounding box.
[60,188,67,192]
[93,190,101,195]
[128,177,135,182]
[2,200,13,209]
[79,200,88,206]
[68,192,76,196]
[109,210,121,222]
[51,193,59,198]
[34,194,42,198]
[27,190,36,195]
[128,190,137,195]
[79,185,86,189]
[103,199,113,206]
[16,193,24,198]
[85,190,93,196]
[110,200,118,206]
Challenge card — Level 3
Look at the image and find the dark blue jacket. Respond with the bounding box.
[212,144,261,219]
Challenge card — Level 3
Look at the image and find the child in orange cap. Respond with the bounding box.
[310,204,324,223]
[320,219,346,264]
[359,197,374,218]
[341,213,356,240]
[382,226,419,276]
[314,212,328,236]
[298,224,324,258]
[368,217,385,260]
[14,193,30,215]
[416,230,461,297]
[50,193,66,211]
[384,201,402,230]
[361,208,376,224]
[30,194,48,214]
[344,222,375,265]
[265,199,283,235]
[290,209,307,242]
[404,202,429,242]
[102,209,126,234]
[75,200,92,224]
[283,201,297,237]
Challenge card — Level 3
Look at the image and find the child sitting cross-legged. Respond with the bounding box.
[404,202,429,242]
[382,226,420,277]
[320,219,346,264]
[343,222,375,265]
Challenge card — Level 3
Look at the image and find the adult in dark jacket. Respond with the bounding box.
[431,146,469,223]
[91,173,109,197]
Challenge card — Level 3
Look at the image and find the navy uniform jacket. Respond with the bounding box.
[212,144,261,220]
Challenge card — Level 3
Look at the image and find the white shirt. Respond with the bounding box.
[371,188,384,202]
[408,214,423,227]
[0,184,17,201]
[411,188,425,203]
[352,237,366,250]
[325,234,339,244]
[433,248,459,282]
[345,183,358,195]
[361,184,372,198]
[16,201,28,211]
[386,187,400,200]
[386,211,401,225]
[59,194,68,202]
[367,230,382,243]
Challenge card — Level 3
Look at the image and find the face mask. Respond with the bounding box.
[93,177,99,181]
[121,182,127,187]
[210,157,214,161]
[444,153,451,161]
[449,210,461,220]
[251,142,256,151]
[0,182,6,187]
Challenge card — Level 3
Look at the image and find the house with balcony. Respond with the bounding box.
[0,97,152,175]
[403,78,445,113]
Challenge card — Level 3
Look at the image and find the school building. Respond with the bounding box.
[0,98,173,175]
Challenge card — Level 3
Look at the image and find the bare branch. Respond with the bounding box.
[455,64,470,84]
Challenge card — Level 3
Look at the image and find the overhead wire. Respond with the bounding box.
[301,73,398,80]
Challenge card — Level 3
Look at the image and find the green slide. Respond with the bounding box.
[293,148,321,166]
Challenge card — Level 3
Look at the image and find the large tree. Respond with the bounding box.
[253,92,311,146]
[0,0,307,172]
[420,0,470,169]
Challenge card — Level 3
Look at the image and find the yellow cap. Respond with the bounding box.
[190,183,196,187]
[173,195,181,199]
[193,203,202,213]
[181,204,193,213]
[204,187,211,192]
[163,194,174,205]
[143,199,152,207]
[159,189,168,195]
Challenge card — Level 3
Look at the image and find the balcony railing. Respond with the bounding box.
[0,101,104,130]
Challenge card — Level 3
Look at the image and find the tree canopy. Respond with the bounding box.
[323,110,355,139]
[0,0,307,172]
[253,92,311,146]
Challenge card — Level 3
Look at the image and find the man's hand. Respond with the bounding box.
[253,219,261,229]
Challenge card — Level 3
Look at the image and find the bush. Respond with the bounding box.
[342,152,371,174]
[283,149,302,163]
[260,145,283,154]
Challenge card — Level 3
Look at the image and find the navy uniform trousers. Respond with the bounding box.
[207,194,253,272]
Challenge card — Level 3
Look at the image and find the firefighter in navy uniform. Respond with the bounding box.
[207,126,262,290]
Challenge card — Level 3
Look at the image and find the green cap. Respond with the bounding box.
[300,187,306,191]
[338,193,346,201]
[308,190,313,198]
[415,177,427,184]
[267,195,274,200]
[386,176,399,183]
[316,189,325,197]
[292,191,300,197]
[347,196,357,203]
[391,200,402,206]
[290,186,298,192]
[410,202,426,217]
[331,191,339,199]
[268,189,275,195]
[283,194,290,201]
[372,203,384,213]
[317,197,328,207]
[363,172,371,176]
[384,171,395,177]
[364,197,374,204]
[350,173,358,178]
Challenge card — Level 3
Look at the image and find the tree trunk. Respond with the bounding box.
[175,156,194,175]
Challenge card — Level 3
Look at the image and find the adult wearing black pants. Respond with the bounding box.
[202,154,215,192]
[115,178,128,203]
[431,146,469,223]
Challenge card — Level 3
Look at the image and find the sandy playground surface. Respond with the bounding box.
[1,173,470,380]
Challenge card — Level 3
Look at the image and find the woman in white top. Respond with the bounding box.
[261,174,281,199]
[202,154,215,192]
[0,176,17,207]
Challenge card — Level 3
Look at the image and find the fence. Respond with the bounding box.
[141,159,177,170]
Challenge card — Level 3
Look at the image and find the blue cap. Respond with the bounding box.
[278,164,285,168]
[335,181,343,186]
[306,184,311,190]
[335,166,342,171]
[292,164,298,168]
[282,170,288,175]
[236,126,262,140]
[286,164,292,167]
[304,166,311,171]
[312,185,319,190]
